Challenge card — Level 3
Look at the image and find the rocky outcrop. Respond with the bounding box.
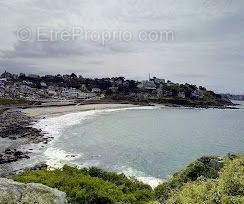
[0,109,46,143]
[0,178,67,204]
[0,109,49,165]
[0,149,30,164]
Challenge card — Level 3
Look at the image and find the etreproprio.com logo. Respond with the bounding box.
[16,26,175,45]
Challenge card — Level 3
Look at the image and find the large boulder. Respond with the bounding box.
[0,178,67,204]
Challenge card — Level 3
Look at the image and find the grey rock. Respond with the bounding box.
[0,149,30,164]
[0,109,45,143]
[0,178,67,204]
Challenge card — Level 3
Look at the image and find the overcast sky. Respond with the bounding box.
[0,0,243,94]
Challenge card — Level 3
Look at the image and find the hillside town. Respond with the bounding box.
[0,71,232,107]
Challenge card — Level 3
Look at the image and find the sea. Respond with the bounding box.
[16,101,244,187]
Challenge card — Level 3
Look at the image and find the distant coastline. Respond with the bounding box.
[0,71,235,111]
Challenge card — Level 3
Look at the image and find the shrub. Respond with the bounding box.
[154,156,223,202]
[12,165,155,204]
[163,155,244,204]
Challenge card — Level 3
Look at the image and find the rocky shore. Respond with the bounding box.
[0,108,49,166]
[0,149,30,165]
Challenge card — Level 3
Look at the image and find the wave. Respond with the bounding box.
[44,147,82,168]
[119,166,163,188]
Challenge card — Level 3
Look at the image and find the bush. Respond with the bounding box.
[158,155,244,204]
[154,156,223,202]
[12,165,155,204]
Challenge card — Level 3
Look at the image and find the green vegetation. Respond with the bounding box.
[11,165,155,203]
[108,91,232,108]
[155,154,244,204]
[154,156,223,202]
[11,154,244,203]
[0,98,37,106]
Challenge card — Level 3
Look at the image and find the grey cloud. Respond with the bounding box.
[2,40,94,59]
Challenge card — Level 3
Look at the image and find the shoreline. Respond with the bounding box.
[22,103,140,118]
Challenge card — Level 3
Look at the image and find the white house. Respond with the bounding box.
[61,88,96,99]
[151,77,166,84]
[92,88,101,93]
[61,88,80,99]
[40,82,47,87]
[109,86,119,93]
[48,90,57,96]
[191,89,204,99]
[0,78,7,84]
[137,80,156,90]
[79,92,96,99]
[156,88,164,97]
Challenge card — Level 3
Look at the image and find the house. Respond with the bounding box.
[63,75,70,81]
[20,84,32,91]
[123,81,130,87]
[150,77,166,84]
[114,78,124,86]
[136,93,149,100]
[40,82,47,87]
[61,88,81,99]
[191,89,204,99]
[156,88,164,97]
[0,78,7,86]
[37,89,45,97]
[81,84,88,91]
[92,88,101,93]
[109,86,119,93]
[79,92,96,99]
[23,80,33,86]
[48,90,57,97]
[61,88,96,99]
[164,90,173,96]
[137,80,156,90]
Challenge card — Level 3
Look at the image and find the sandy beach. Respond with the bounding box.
[22,103,139,118]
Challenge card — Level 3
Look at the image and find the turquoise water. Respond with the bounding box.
[40,102,244,186]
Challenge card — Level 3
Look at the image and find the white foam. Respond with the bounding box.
[120,166,164,188]
[44,147,82,168]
